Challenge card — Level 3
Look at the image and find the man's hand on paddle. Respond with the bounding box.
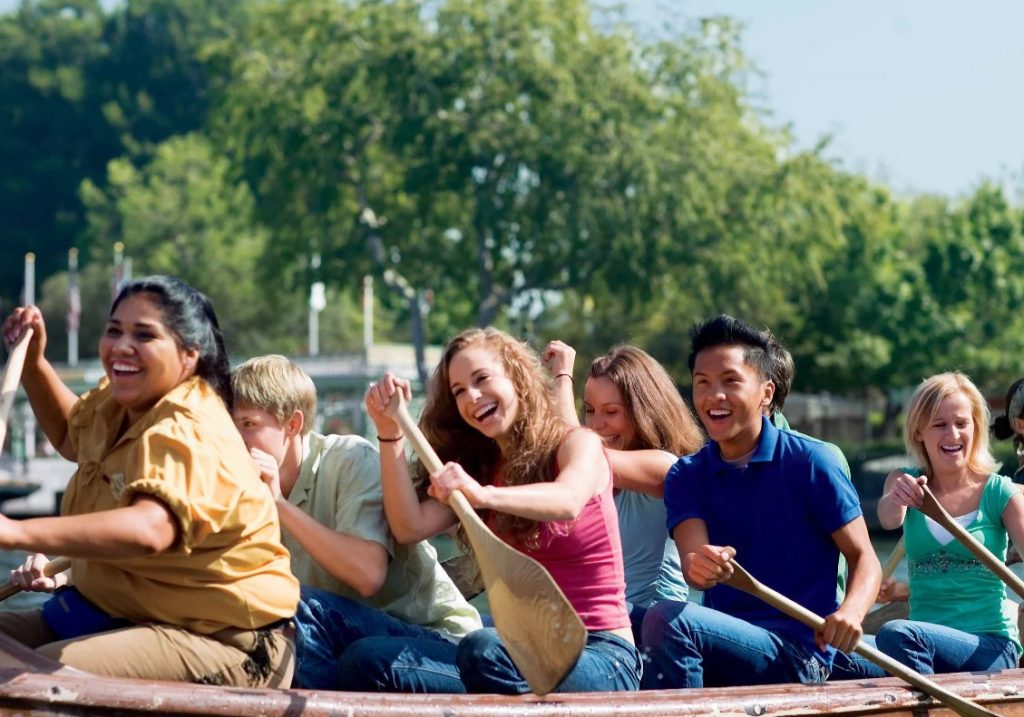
[683,544,736,590]
[819,605,864,653]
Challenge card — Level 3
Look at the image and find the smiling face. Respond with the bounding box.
[691,345,773,460]
[99,293,199,424]
[448,344,519,445]
[584,376,636,450]
[918,391,975,476]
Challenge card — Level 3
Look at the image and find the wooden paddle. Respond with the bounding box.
[0,328,33,454]
[881,537,905,581]
[384,392,587,696]
[0,556,71,601]
[919,484,1024,600]
[0,331,73,600]
[723,560,998,717]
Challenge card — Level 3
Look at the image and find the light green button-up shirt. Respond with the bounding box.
[286,432,481,639]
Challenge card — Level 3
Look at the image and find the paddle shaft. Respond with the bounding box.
[0,329,33,458]
[725,561,998,717]
[920,484,1024,601]
[0,555,72,601]
[387,401,478,527]
[881,537,905,581]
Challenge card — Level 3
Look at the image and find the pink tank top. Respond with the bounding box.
[488,451,630,632]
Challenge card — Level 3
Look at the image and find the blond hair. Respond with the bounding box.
[903,372,999,478]
[231,355,317,435]
[419,327,568,546]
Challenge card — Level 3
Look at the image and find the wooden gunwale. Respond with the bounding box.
[0,632,1022,717]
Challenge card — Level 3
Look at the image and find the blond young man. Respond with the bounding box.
[231,356,480,689]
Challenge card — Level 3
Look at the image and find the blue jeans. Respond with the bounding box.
[875,619,1020,675]
[641,600,829,689]
[457,627,641,694]
[336,636,465,693]
[295,585,454,689]
[337,628,642,694]
[828,636,887,680]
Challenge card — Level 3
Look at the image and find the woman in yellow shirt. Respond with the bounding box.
[0,275,299,686]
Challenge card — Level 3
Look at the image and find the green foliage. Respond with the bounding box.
[4,0,1024,410]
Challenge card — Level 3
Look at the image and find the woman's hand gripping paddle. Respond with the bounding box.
[0,331,72,600]
[919,484,1024,600]
[723,560,999,717]
[385,392,586,696]
[0,556,71,601]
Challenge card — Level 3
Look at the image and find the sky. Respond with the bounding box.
[627,0,1024,198]
[3,0,1022,198]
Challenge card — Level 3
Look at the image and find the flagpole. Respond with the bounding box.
[23,253,35,306]
[113,242,124,298]
[68,248,80,368]
[363,275,374,354]
[21,253,36,460]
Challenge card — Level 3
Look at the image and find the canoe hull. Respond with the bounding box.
[0,665,1022,716]
[0,629,1021,716]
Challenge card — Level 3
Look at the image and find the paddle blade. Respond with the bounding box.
[455,492,586,695]
[0,328,33,457]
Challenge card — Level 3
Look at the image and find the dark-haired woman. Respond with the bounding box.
[992,377,1024,484]
[0,276,299,685]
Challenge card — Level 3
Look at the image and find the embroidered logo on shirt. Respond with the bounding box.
[109,473,126,500]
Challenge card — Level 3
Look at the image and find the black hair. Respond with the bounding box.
[687,314,773,381]
[765,332,794,414]
[110,275,233,408]
[992,377,1024,444]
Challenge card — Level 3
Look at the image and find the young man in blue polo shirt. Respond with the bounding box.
[641,315,881,688]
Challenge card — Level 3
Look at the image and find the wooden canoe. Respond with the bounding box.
[0,633,1022,717]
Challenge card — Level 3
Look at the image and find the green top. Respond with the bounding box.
[286,432,481,639]
[905,473,1020,651]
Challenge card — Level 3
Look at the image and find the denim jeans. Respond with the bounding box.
[337,628,642,694]
[875,619,1020,675]
[828,635,887,680]
[641,600,829,689]
[457,627,642,694]
[336,636,464,693]
[295,585,453,689]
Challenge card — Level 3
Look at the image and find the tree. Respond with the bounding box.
[80,133,306,356]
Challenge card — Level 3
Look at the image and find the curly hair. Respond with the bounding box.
[587,345,704,456]
[418,327,568,546]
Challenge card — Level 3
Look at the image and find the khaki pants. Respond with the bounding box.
[0,609,294,687]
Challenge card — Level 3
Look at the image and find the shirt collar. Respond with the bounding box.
[709,415,778,472]
[290,432,323,506]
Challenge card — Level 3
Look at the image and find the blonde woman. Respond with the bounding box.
[876,372,1024,674]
